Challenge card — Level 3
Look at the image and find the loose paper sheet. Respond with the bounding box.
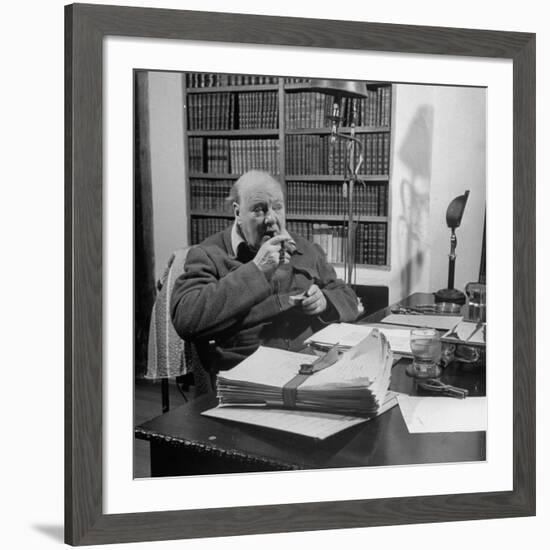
[203,392,399,440]
[304,322,413,355]
[381,314,463,331]
[397,395,487,433]
[442,321,486,345]
[219,346,314,386]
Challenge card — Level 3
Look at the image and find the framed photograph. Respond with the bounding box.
[65,3,535,545]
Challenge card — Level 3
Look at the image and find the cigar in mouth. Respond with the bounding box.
[279,240,286,264]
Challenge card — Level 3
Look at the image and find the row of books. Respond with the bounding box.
[190,179,233,213]
[237,91,278,129]
[188,137,204,173]
[187,89,390,131]
[355,222,387,265]
[284,77,309,84]
[190,217,231,245]
[189,179,387,218]
[189,216,388,266]
[187,93,234,131]
[286,181,387,217]
[285,87,391,129]
[186,73,279,88]
[285,133,390,176]
[187,91,279,130]
[285,221,387,265]
[201,138,280,174]
[190,134,389,176]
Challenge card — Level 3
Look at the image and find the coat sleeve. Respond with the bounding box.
[313,244,359,323]
[170,245,281,341]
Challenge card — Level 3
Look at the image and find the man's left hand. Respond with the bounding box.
[301,284,327,316]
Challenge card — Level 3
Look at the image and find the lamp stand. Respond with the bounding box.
[329,100,364,286]
[435,227,466,305]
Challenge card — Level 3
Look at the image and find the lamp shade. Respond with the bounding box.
[445,190,470,229]
[306,79,368,98]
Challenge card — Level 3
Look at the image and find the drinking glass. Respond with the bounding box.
[466,282,486,323]
[407,327,442,378]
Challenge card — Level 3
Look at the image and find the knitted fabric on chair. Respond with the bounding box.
[145,248,212,397]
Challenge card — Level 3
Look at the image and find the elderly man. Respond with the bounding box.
[171,170,358,372]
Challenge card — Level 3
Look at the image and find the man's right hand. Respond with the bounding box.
[252,235,291,277]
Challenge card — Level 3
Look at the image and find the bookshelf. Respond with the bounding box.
[183,72,393,269]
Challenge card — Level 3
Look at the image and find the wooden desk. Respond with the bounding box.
[135,293,485,476]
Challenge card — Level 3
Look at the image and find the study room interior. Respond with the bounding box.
[133,70,487,478]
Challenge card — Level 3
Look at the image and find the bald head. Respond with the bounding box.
[230,170,287,250]
[228,170,285,204]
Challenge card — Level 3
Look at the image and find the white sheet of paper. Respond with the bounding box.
[397,395,487,433]
[442,321,486,344]
[219,346,314,386]
[203,392,399,440]
[381,314,463,331]
[304,322,413,355]
[202,407,368,439]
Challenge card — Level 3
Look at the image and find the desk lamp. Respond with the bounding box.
[435,190,470,305]
[305,79,369,284]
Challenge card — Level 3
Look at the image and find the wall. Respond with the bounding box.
[428,87,487,292]
[148,71,188,280]
[346,83,486,304]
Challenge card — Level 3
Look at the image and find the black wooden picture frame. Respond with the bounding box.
[65,3,535,545]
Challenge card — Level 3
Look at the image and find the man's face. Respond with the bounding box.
[234,177,286,250]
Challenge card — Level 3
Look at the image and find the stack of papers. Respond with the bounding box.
[203,391,399,440]
[216,330,393,418]
[304,322,413,356]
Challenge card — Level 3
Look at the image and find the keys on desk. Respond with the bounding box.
[416,378,469,399]
[390,305,436,315]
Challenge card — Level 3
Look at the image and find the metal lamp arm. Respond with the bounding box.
[333,132,365,179]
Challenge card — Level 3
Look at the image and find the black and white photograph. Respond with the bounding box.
[1,0,544,546]
[133,70,487,478]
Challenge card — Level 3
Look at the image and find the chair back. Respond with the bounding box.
[146,248,212,396]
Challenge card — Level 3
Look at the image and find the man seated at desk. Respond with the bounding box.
[170,170,359,373]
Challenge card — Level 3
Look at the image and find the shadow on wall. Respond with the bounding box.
[397,105,434,296]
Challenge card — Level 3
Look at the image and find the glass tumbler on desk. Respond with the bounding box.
[466,282,486,323]
[406,327,442,378]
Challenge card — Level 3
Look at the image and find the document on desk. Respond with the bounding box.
[441,321,486,346]
[202,391,399,440]
[304,322,413,355]
[216,332,394,417]
[397,395,487,433]
[381,314,462,331]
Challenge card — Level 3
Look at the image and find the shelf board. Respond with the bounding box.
[191,211,233,218]
[283,82,390,91]
[190,211,388,222]
[285,174,389,182]
[186,84,279,93]
[333,262,390,271]
[188,173,240,179]
[188,174,387,181]
[287,214,388,222]
[187,129,279,137]
[285,126,390,134]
